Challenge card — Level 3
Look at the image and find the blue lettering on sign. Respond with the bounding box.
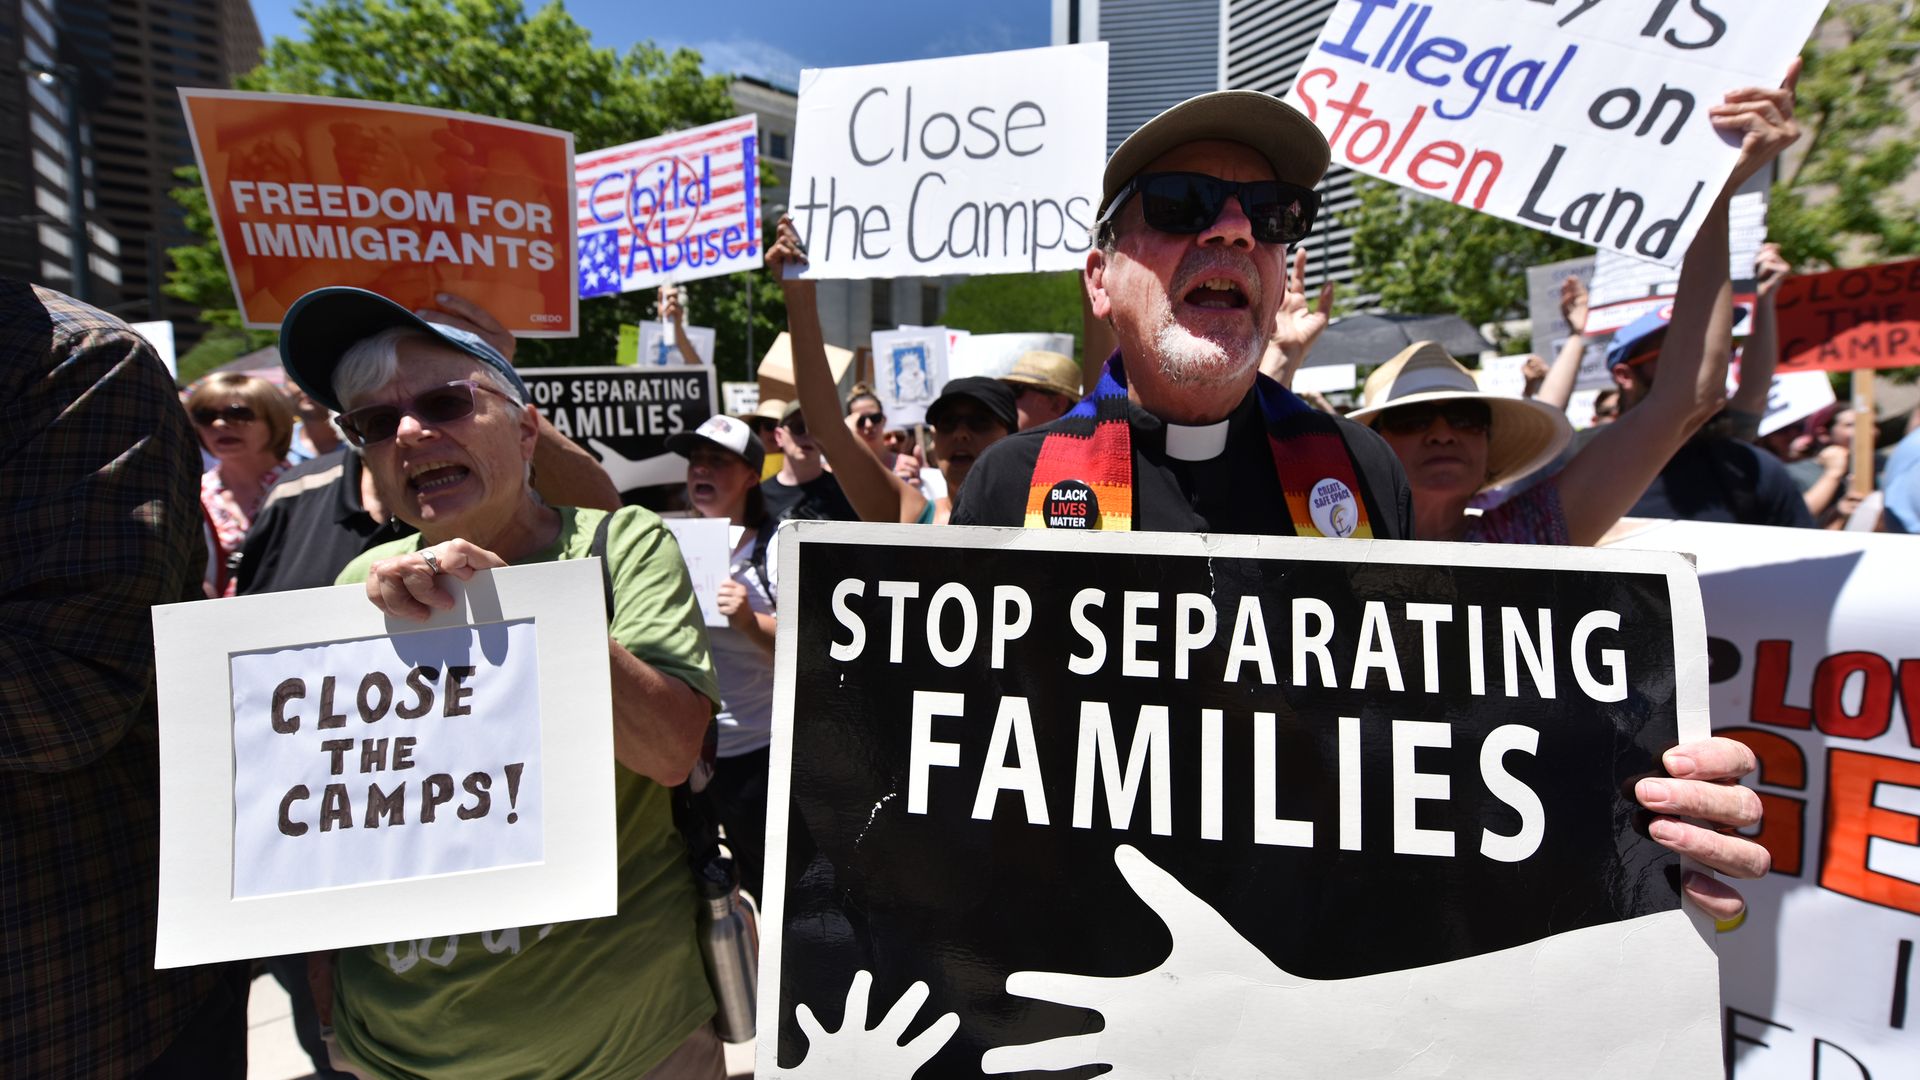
[1318,1,1578,121]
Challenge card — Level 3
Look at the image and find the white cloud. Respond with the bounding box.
[666,36,808,90]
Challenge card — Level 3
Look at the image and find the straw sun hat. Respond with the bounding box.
[1346,342,1572,491]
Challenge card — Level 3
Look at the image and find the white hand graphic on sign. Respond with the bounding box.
[784,969,959,1080]
[584,438,688,491]
[981,844,1718,1078]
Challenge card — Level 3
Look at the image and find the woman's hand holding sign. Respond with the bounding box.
[365,540,508,621]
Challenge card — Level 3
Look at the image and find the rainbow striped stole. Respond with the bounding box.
[1024,355,1374,539]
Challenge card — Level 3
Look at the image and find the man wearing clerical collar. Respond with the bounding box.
[952,91,1412,538]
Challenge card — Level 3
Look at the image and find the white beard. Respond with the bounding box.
[1150,312,1260,387]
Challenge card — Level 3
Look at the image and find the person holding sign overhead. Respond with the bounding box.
[276,286,726,1079]
[953,88,1770,920]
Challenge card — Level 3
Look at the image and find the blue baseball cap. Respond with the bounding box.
[278,287,527,412]
[1605,302,1748,369]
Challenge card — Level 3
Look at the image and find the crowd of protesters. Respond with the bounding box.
[6,55,1918,1080]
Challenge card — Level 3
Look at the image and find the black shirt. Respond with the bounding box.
[235,448,415,594]
[953,391,1413,538]
[1572,427,1813,528]
[761,471,859,523]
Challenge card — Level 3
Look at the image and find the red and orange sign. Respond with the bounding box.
[1774,257,1920,373]
[180,89,577,336]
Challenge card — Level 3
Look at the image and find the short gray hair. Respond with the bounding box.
[334,327,526,410]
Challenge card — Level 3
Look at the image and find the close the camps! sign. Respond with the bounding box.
[575,115,763,298]
[1288,0,1822,266]
[180,89,577,334]
[1773,257,1920,374]
[760,524,1722,1078]
[1609,521,1920,1077]
[519,365,716,496]
[786,43,1107,279]
[152,561,616,967]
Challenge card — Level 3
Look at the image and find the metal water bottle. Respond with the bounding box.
[696,853,759,1043]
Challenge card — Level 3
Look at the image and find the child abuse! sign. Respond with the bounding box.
[759,524,1723,1078]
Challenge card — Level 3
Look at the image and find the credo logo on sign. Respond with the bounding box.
[1310,477,1359,538]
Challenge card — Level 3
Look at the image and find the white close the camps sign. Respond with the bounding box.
[152,561,617,967]
[1287,0,1822,266]
[786,43,1107,279]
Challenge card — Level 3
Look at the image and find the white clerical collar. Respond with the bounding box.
[1164,418,1230,461]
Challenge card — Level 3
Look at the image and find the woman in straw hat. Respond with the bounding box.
[1348,338,1708,546]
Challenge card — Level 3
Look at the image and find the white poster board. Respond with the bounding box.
[152,560,617,967]
[1474,354,1533,398]
[663,517,733,628]
[947,332,1079,381]
[1287,2,1820,266]
[1586,189,1770,334]
[871,325,950,427]
[131,320,177,379]
[787,43,1107,279]
[1606,521,1920,1077]
[1291,362,1358,395]
[1755,370,1838,437]
[721,380,760,416]
[637,320,717,367]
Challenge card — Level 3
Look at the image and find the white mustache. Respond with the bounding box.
[1171,250,1261,306]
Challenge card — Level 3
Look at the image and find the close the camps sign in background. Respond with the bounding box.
[1288,0,1823,266]
[760,525,1720,1078]
[785,44,1107,279]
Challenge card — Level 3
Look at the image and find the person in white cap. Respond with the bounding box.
[667,414,779,900]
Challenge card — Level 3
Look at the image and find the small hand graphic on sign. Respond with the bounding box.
[783,969,958,1080]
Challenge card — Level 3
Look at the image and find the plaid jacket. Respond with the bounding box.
[0,282,228,1075]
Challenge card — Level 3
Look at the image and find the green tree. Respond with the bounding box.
[166,164,279,383]
[1768,2,1920,270]
[165,0,781,376]
[939,270,1083,351]
[1339,177,1588,353]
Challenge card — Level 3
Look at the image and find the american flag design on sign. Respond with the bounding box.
[575,114,762,297]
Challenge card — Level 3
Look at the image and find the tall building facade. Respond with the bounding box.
[2,0,261,324]
[1053,0,1356,291]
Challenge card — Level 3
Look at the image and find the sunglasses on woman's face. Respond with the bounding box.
[854,412,887,428]
[1373,400,1493,436]
[191,403,258,427]
[337,380,507,446]
[1101,171,1320,246]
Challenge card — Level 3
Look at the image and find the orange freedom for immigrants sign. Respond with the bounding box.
[180,89,578,336]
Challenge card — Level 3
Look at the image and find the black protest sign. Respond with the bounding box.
[519,365,715,498]
[760,524,1720,1078]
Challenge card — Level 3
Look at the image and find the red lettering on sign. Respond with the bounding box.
[1821,749,1920,915]
[1751,639,1812,729]
[1774,257,1920,374]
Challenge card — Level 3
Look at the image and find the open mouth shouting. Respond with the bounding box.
[689,479,719,501]
[1183,276,1250,311]
[407,459,471,502]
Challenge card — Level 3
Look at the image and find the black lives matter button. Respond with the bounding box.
[1045,480,1097,529]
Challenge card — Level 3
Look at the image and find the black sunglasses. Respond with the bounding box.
[1102,171,1320,246]
[853,412,887,427]
[191,402,258,427]
[337,380,508,446]
[782,416,808,437]
[745,417,778,434]
[1372,399,1493,436]
[931,411,1006,435]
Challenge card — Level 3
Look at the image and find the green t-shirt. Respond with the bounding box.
[330,506,720,1079]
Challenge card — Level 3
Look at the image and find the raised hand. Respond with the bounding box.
[783,969,958,1080]
[1559,275,1589,336]
[1754,242,1791,300]
[1711,58,1801,191]
[1264,246,1335,382]
[768,215,812,293]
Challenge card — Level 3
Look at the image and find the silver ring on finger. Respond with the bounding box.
[420,547,443,576]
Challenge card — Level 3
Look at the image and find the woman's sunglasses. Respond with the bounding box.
[1372,399,1493,436]
[337,380,507,446]
[854,412,887,428]
[1101,171,1320,246]
[191,403,258,427]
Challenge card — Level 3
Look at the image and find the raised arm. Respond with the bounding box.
[1553,67,1801,547]
[1260,246,1335,387]
[660,285,704,366]
[770,216,928,524]
[1727,243,1789,440]
[1533,277,1589,411]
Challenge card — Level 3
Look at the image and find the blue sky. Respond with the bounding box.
[251,0,1054,90]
